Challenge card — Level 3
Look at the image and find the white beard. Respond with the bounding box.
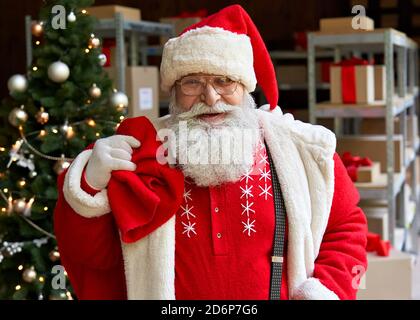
[167,92,261,187]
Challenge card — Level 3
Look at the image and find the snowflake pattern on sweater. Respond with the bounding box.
[178,140,273,238]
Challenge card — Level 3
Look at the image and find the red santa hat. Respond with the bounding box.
[160,4,279,109]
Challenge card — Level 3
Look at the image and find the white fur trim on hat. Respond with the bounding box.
[160,26,256,92]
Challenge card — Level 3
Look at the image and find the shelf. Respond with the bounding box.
[309,28,417,49]
[356,172,405,200]
[279,83,330,90]
[94,19,174,36]
[405,142,420,168]
[270,50,334,60]
[315,91,417,118]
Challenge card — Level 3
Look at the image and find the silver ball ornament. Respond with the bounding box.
[67,11,76,22]
[48,61,70,83]
[8,107,28,127]
[22,267,37,283]
[8,74,28,94]
[98,53,107,66]
[111,91,129,110]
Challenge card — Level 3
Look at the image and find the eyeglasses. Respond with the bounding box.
[176,75,240,96]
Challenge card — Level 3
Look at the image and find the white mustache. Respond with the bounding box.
[176,102,238,120]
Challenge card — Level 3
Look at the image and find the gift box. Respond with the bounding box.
[337,135,403,173]
[357,162,381,183]
[86,5,141,21]
[341,152,381,183]
[357,249,413,300]
[374,65,386,101]
[101,39,128,68]
[320,16,374,33]
[359,115,418,147]
[160,9,207,44]
[330,58,375,104]
[105,66,160,121]
[363,207,389,241]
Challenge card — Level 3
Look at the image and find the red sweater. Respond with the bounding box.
[54,118,368,300]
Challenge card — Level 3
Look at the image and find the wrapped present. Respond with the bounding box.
[366,232,391,257]
[341,151,380,183]
[330,57,375,104]
[293,31,307,50]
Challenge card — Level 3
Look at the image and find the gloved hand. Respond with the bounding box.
[85,135,141,190]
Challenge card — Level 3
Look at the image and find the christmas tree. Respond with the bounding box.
[0,0,128,299]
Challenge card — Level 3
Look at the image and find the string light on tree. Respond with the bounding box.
[17,178,26,189]
[48,61,70,83]
[13,198,27,215]
[35,107,49,125]
[8,74,28,94]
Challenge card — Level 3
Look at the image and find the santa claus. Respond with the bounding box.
[54,5,367,300]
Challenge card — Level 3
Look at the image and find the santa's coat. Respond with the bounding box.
[54,106,368,300]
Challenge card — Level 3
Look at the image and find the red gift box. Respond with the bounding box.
[366,232,391,257]
[330,57,375,104]
[341,151,373,182]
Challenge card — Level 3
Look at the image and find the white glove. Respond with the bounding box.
[85,135,141,190]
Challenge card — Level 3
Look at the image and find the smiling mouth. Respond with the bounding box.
[197,112,227,122]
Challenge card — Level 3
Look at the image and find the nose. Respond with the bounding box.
[201,82,221,107]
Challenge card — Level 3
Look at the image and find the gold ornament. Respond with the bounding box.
[36,107,49,125]
[13,198,27,214]
[22,267,37,283]
[88,36,100,49]
[8,106,28,127]
[31,22,43,37]
[89,83,102,99]
[54,157,71,175]
[49,249,60,262]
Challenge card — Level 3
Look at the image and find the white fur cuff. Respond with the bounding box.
[63,150,111,218]
[292,278,339,300]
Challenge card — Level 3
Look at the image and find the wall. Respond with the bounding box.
[0,0,349,98]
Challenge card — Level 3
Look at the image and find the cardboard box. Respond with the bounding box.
[374,65,386,101]
[336,135,404,173]
[87,5,141,21]
[380,0,398,8]
[160,17,202,44]
[105,66,159,121]
[330,65,375,104]
[276,63,323,86]
[381,14,399,28]
[363,207,389,240]
[357,162,381,183]
[359,115,418,147]
[320,16,374,33]
[357,249,413,300]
